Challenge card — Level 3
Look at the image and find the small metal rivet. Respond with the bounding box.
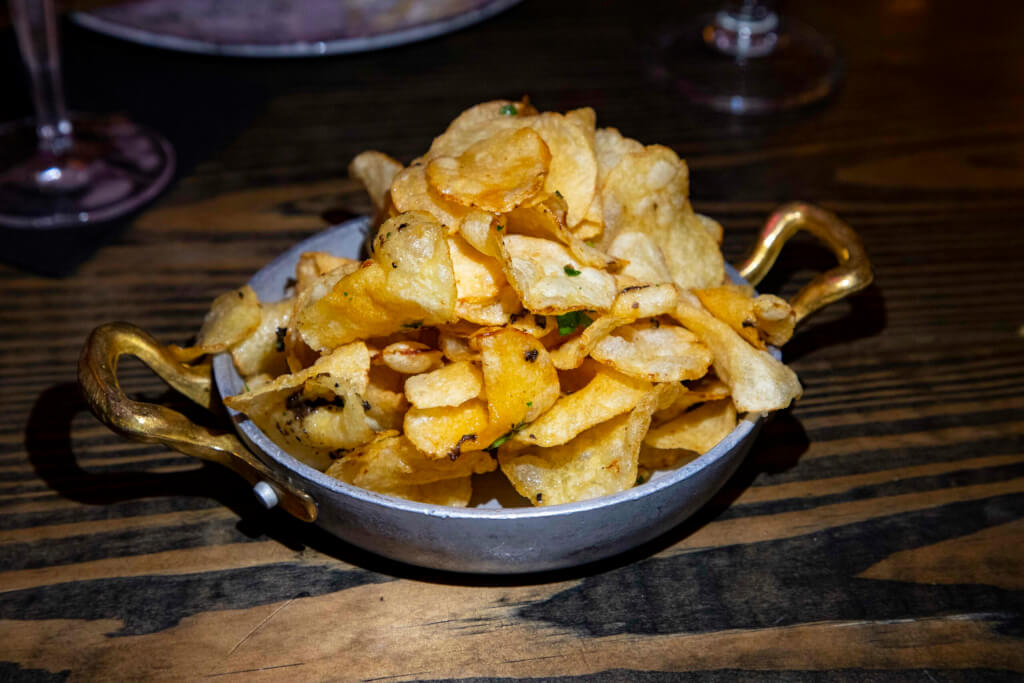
[253,481,279,509]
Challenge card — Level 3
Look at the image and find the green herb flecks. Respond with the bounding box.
[402,321,424,329]
[499,104,518,116]
[555,311,593,336]
[563,264,581,277]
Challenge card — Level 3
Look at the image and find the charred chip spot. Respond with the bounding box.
[534,315,547,329]
[620,285,648,293]
[523,349,539,363]
[274,326,288,351]
[631,302,639,310]
[742,319,756,328]
[536,493,543,502]
[448,433,477,461]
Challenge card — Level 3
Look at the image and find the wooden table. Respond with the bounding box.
[2,1,1023,679]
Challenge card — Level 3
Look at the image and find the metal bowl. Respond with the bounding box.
[80,204,871,573]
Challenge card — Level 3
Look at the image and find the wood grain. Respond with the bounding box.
[1,0,1023,679]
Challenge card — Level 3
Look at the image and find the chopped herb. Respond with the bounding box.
[526,401,533,407]
[499,104,518,116]
[402,320,423,329]
[392,262,398,269]
[242,381,251,392]
[495,224,504,231]
[555,311,593,336]
[274,326,287,351]
[523,349,539,363]
[554,190,563,199]
[636,474,646,485]
[386,232,392,238]
[343,291,349,297]
[584,240,595,247]
[563,264,581,277]
[487,421,527,449]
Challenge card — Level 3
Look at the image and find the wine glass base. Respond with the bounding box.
[652,15,843,115]
[0,114,175,229]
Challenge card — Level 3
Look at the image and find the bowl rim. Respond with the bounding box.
[212,216,770,520]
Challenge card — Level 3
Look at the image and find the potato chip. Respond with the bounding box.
[638,443,699,472]
[696,212,724,245]
[381,341,443,375]
[590,321,712,382]
[438,330,480,362]
[498,390,658,506]
[404,360,484,409]
[172,285,261,361]
[349,151,404,214]
[364,364,409,431]
[457,209,502,258]
[295,252,361,297]
[513,363,651,447]
[671,293,801,413]
[456,288,522,326]
[477,327,560,442]
[505,195,619,270]
[448,233,507,303]
[601,145,724,289]
[326,433,496,491]
[424,99,538,160]
[607,231,674,285]
[297,211,457,350]
[594,126,644,185]
[403,399,490,459]
[654,375,731,423]
[390,164,469,232]
[549,283,678,370]
[754,294,796,347]
[695,285,796,350]
[231,299,291,378]
[645,399,737,452]
[497,234,616,314]
[527,112,598,227]
[426,127,550,214]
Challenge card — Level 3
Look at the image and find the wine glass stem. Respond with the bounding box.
[712,0,780,59]
[10,0,73,156]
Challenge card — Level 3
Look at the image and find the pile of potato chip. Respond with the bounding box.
[185,99,803,507]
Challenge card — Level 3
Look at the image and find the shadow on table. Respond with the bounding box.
[25,379,808,587]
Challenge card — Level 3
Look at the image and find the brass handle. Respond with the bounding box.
[735,202,873,324]
[78,322,317,522]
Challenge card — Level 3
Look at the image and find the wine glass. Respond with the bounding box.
[0,0,174,229]
[651,0,843,115]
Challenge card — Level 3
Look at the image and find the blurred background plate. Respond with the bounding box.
[71,0,522,57]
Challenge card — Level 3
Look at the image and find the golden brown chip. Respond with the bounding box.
[497,234,616,315]
[326,433,496,492]
[600,145,724,290]
[381,341,443,375]
[526,111,598,227]
[590,322,712,382]
[513,363,651,448]
[654,375,731,423]
[549,283,678,370]
[498,390,658,506]
[172,285,261,361]
[448,233,507,303]
[695,284,763,348]
[349,151,404,213]
[505,195,619,270]
[671,293,801,413]
[456,288,522,326]
[753,294,796,347]
[477,327,560,443]
[638,444,700,472]
[645,398,737,452]
[404,361,484,409]
[231,299,292,378]
[296,211,457,350]
[390,164,469,232]
[457,209,503,258]
[403,399,490,459]
[426,127,550,213]
[424,99,538,160]
[364,364,409,431]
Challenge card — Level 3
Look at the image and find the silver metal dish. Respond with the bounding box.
[80,204,871,573]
